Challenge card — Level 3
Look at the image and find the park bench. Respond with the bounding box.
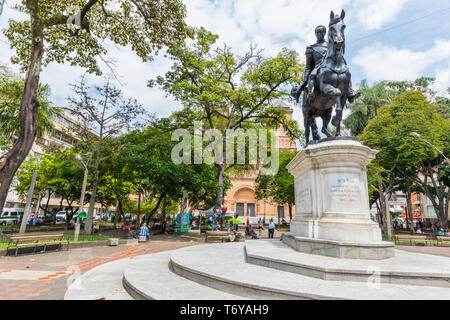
[6,233,69,256]
[437,236,450,241]
[394,234,427,246]
[395,235,427,240]
[205,231,234,243]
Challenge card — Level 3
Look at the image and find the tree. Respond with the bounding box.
[0,64,61,151]
[0,0,191,214]
[435,88,450,120]
[67,75,145,233]
[15,149,88,223]
[344,77,443,137]
[343,80,396,136]
[345,78,449,236]
[152,28,303,209]
[255,150,298,221]
[359,91,450,229]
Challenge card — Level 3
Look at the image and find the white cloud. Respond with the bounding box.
[352,40,450,87]
[0,0,417,121]
[432,63,450,95]
[186,0,351,56]
[353,0,409,30]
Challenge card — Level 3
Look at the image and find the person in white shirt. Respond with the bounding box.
[268,219,276,239]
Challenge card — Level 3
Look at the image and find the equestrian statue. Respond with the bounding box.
[291,9,360,144]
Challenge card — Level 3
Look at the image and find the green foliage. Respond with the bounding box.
[359,91,450,226]
[343,80,396,136]
[97,115,224,219]
[255,150,297,206]
[0,64,61,149]
[4,0,192,75]
[15,149,87,216]
[344,78,449,136]
[151,27,303,206]
[435,89,450,119]
[359,91,448,169]
[438,163,450,188]
[151,27,303,139]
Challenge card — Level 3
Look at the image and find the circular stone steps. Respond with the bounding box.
[245,239,450,288]
[166,242,450,300]
[66,241,450,300]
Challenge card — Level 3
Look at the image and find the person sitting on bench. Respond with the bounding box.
[140,223,150,241]
[246,224,258,239]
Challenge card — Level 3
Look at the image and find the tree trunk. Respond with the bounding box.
[146,192,167,227]
[437,202,447,229]
[161,195,167,228]
[85,143,102,233]
[288,204,293,221]
[378,178,387,235]
[137,174,142,226]
[116,194,124,225]
[405,181,415,235]
[0,20,44,214]
[215,163,225,209]
[384,194,393,240]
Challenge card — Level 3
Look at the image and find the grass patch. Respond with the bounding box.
[0,234,124,250]
[381,235,450,246]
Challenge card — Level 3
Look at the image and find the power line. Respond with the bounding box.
[348,6,450,44]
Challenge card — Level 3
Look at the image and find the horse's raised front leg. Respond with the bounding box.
[320,82,342,100]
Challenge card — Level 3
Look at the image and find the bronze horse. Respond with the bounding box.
[294,10,359,144]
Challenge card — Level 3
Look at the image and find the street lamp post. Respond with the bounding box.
[74,155,89,242]
[410,132,449,162]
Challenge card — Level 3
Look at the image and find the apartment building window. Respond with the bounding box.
[53,129,76,145]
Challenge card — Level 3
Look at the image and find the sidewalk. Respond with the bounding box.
[395,245,450,258]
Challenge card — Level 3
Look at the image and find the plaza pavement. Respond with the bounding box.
[2,230,448,300]
[0,234,199,300]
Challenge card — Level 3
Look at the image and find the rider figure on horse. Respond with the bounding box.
[292,21,358,104]
[291,10,361,144]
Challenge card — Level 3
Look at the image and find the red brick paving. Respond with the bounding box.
[0,239,198,300]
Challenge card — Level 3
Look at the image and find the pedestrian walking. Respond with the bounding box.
[258,218,263,236]
[268,219,276,239]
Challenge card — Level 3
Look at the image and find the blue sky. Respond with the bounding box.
[0,0,449,123]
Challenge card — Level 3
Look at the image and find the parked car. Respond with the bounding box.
[1,211,17,225]
[56,211,69,223]
[0,208,24,225]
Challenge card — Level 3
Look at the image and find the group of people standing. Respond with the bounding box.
[246,217,278,239]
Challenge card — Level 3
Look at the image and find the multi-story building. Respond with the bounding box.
[223,101,297,222]
[4,107,102,215]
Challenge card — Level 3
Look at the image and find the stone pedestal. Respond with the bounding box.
[283,137,394,259]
